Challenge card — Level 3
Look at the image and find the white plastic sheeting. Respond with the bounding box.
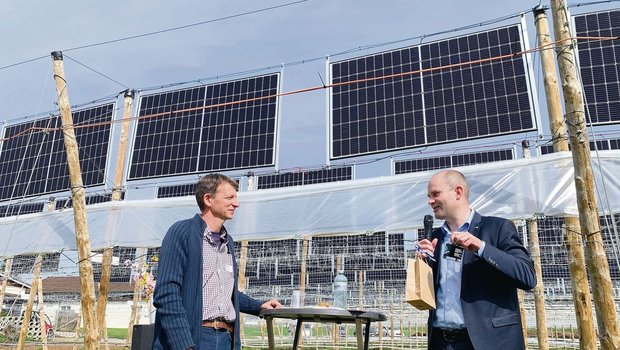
[1,151,620,257]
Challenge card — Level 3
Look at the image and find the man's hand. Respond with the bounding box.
[416,238,438,259]
[451,231,483,253]
[261,299,282,310]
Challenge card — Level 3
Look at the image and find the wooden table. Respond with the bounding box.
[260,307,387,350]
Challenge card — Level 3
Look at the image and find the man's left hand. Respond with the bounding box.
[261,299,282,310]
[451,231,483,253]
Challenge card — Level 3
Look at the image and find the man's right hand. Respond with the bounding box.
[416,238,438,259]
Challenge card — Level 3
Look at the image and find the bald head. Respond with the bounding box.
[427,169,471,223]
[434,169,469,202]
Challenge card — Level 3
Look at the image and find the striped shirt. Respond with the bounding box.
[202,225,235,322]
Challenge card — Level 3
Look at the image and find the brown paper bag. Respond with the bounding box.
[405,258,436,310]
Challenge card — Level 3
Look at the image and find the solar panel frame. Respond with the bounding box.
[539,137,620,155]
[0,103,115,202]
[329,24,538,160]
[393,148,515,175]
[256,166,353,190]
[128,73,280,180]
[574,9,620,125]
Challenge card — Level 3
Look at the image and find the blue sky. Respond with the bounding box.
[1,0,619,186]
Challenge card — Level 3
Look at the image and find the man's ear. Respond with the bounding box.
[454,185,464,199]
[203,193,213,208]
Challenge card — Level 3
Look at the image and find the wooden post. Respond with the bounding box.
[0,258,13,309]
[17,254,42,350]
[527,218,549,350]
[51,51,99,349]
[238,240,248,341]
[126,248,146,347]
[533,7,597,348]
[97,89,134,348]
[513,219,528,348]
[358,270,363,309]
[549,2,620,349]
[37,272,48,350]
[298,237,309,347]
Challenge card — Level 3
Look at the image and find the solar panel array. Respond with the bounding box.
[257,166,353,190]
[10,253,61,274]
[538,137,620,155]
[92,246,136,283]
[129,74,280,180]
[330,24,536,159]
[0,202,45,218]
[157,183,196,198]
[394,148,514,174]
[55,193,123,210]
[0,103,114,202]
[574,9,620,125]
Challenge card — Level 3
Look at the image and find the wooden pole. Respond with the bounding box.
[96,89,134,348]
[0,258,13,309]
[37,271,48,350]
[358,270,363,309]
[238,240,248,341]
[51,51,99,350]
[533,7,597,348]
[126,248,146,347]
[514,219,528,348]
[17,254,42,350]
[549,3,620,349]
[527,218,549,350]
[298,237,309,347]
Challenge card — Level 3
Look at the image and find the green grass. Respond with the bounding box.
[106,328,128,339]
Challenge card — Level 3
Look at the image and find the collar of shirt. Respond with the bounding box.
[440,209,475,236]
[203,224,229,245]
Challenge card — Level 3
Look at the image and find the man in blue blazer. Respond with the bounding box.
[417,169,536,350]
[152,174,281,350]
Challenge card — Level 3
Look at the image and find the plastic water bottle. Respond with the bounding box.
[333,270,348,309]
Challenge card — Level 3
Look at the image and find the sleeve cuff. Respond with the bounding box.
[476,241,486,256]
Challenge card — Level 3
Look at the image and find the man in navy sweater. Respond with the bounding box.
[153,174,281,350]
[417,169,536,350]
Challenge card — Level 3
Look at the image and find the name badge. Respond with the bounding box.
[226,265,233,273]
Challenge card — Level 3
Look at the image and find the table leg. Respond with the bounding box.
[355,319,363,350]
[265,316,275,350]
[363,320,371,350]
[292,319,304,350]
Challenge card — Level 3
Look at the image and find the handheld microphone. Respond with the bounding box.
[423,215,433,240]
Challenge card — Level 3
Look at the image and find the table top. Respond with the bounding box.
[260,307,387,324]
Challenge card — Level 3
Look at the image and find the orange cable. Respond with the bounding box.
[1,35,618,143]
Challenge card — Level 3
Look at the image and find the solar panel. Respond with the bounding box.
[538,137,620,155]
[0,103,114,202]
[55,192,122,210]
[156,177,241,198]
[129,73,280,180]
[574,9,620,125]
[394,148,514,174]
[0,201,45,218]
[330,25,536,159]
[11,253,61,274]
[92,246,136,283]
[157,183,196,198]
[257,166,353,190]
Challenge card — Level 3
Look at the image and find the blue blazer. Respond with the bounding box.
[427,212,536,350]
[152,214,263,350]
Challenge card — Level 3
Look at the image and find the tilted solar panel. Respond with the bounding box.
[574,9,620,125]
[0,103,114,201]
[394,148,514,174]
[330,24,536,159]
[257,166,352,190]
[129,73,280,180]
